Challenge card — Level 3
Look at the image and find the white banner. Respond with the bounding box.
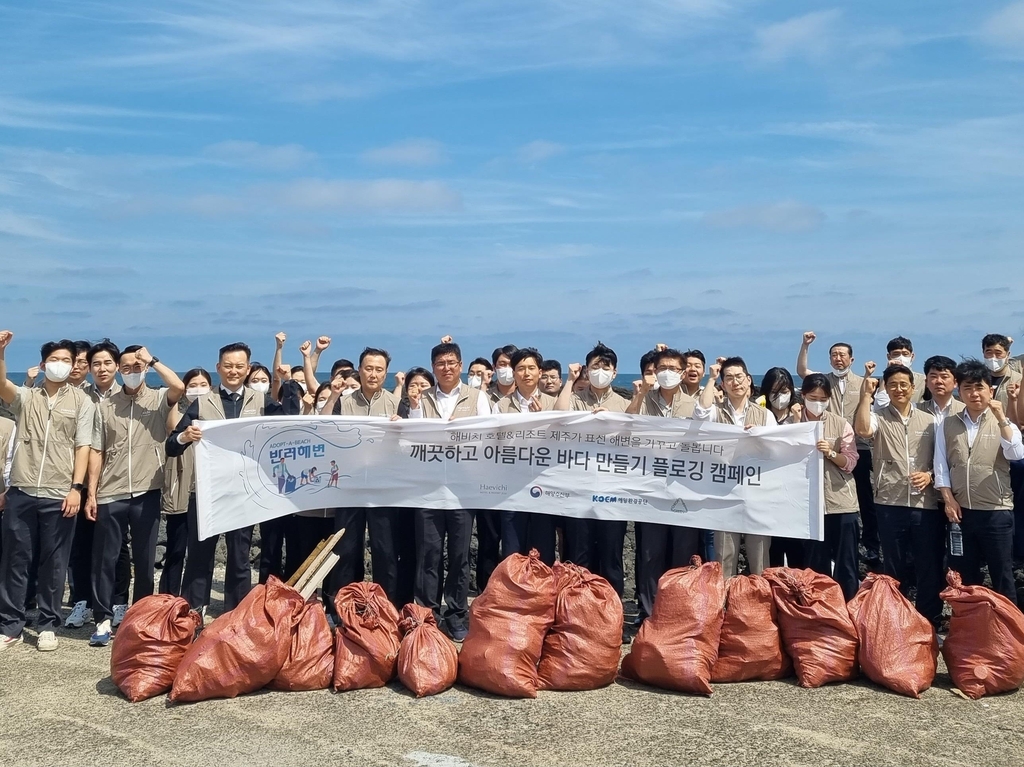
[194,412,824,542]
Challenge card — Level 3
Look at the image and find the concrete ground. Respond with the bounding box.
[1,571,1022,767]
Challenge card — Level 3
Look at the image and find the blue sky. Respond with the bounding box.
[2,1,1023,375]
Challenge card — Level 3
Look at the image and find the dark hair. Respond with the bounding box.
[653,348,685,369]
[886,336,914,354]
[719,356,750,379]
[87,339,120,365]
[344,370,360,383]
[801,373,833,398]
[540,359,562,377]
[40,339,76,362]
[359,347,391,368]
[290,365,304,375]
[404,366,435,397]
[955,359,992,387]
[246,363,272,384]
[118,344,143,364]
[331,358,355,378]
[683,349,706,366]
[882,364,914,385]
[759,367,795,400]
[73,340,91,357]
[923,355,957,375]
[829,342,853,357]
[585,342,617,369]
[492,345,518,366]
[314,382,332,401]
[982,334,1011,353]
[219,342,251,361]
[431,342,462,365]
[640,349,659,373]
[469,357,493,371]
[183,367,213,387]
[510,347,542,370]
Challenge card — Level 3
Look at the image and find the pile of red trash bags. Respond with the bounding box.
[458,551,622,698]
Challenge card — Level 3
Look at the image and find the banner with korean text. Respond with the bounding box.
[195,412,824,541]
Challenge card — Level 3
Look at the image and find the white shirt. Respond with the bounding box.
[491,388,540,415]
[3,424,14,490]
[933,410,1024,489]
[408,383,490,420]
[220,384,245,398]
[919,398,957,426]
[692,399,772,428]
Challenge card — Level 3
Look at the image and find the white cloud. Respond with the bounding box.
[361,139,447,167]
[274,178,462,213]
[702,201,826,233]
[0,209,72,241]
[203,140,315,170]
[519,140,564,164]
[981,2,1024,49]
[755,9,842,63]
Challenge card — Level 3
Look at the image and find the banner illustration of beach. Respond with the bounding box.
[195,412,824,542]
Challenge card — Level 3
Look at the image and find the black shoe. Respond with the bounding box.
[448,625,468,642]
[621,627,633,645]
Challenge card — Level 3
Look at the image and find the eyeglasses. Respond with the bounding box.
[656,366,682,373]
[722,375,747,383]
[434,359,461,370]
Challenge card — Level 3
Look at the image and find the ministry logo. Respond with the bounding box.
[530,486,543,498]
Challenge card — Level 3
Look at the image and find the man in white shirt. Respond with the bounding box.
[407,341,489,641]
[934,360,1024,605]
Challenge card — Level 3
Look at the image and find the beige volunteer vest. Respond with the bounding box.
[419,385,486,420]
[715,400,770,427]
[638,389,696,418]
[9,385,93,493]
[812,411,859,514]
[942,410,1014,511]
[570,387,629,412]
[0,417,13,495]
[495,390,557,413]
[95,386,173,502]
[341,388,400,417]
[871,406,937,509]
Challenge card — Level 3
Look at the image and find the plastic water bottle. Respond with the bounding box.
[949,523,964,557]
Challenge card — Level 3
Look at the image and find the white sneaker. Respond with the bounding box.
[37,630,58,652]
[64,600,93,628]
[111,604,128,628]
[0,634,23,651]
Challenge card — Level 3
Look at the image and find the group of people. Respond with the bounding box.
[1,326,1022,655]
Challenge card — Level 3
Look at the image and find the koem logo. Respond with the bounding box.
[530,486,543,498]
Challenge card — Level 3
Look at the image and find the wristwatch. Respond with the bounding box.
[827,450,837,460]
[71,483,85,492]
[998,419,1012,429]
[150,356,159,365]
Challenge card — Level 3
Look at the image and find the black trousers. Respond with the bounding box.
[474,509,502,592]
[876,504,946,626]
[92,490,161,622]
[329,507,367,607]
[1011,461,1024,560]
[769,536,807,569]
[257,515,291,584]
[182,495,253,611]
[564,517,627,597]
[960,508,1017,606]
[806,511,860,601]
[0,489,77,635]
[854,449,880,557]
[415,508,473,632]
[158,512,189,596]
[367,507,416,609]
[68,505,131,607]
[636,522,700,620]
[526,512,559,566]
[286,514,334,608]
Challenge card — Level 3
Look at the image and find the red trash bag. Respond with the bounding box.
[332,581,402,691]
[397,603,459,697]
[940,570,1024,699]
[110,594,201,702]
[712,574,792,683]
[170,577,305,703]
[538,562,623,691]
[621,556,725,696]
[763,567,858,688]
[268,598,335,692]
[847,573,937,698]
[458,549,556,698]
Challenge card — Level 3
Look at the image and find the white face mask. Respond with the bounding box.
[891,355,912,369]
[467,374,483,389]
[984,356,1006,373]
[342,388,355,397]
[121,371,145,390]
[588,368,614,389]
[250,381,270,394]
[805,399,828,416]
[186,386,210,401]
[297,382,308,393]
[316,399,328,413]
[874,389,891,409]
[44,361,72,383]
[830,365,849,378]
[656,370,681,390]
[770,392,791,410]
[495,367,514,386]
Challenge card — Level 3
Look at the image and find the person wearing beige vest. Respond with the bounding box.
[0,333,97,652]
[555,343,630,600]
[918,355,965,426]
[797,331,882,570]
[934,359,1024,606]
[855,364,944,627]
[799,372,861,600]
[406,341,490,641]
[167,342,301,614]
[85,345,184,645]
[0,417,14,505]
[693,356,773,579]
